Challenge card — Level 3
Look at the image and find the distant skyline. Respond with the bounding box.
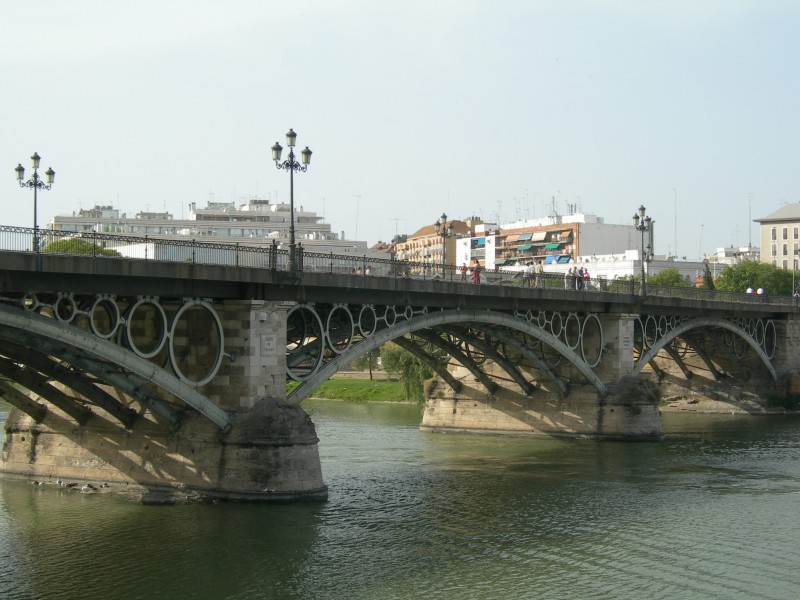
[3,1,798,259]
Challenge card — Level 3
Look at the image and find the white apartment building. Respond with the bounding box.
[49,198,381,257]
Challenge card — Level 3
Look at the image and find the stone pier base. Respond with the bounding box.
[1,398,327,503]
[421,373,662,441]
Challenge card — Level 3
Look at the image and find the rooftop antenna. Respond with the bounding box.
[353,195,362,240]
[748,192,753,247]
[388,217,406,237]
[549,196,559,219]
[672,188,677,259]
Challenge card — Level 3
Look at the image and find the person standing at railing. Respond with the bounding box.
[522,262,534,287]
[534,260,543,288]
[471,259,481,285]
[460,263,468,283]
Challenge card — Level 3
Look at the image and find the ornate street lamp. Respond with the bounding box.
[632,205,653,297]
[434,212,455,279]
[15,152,55,252]
[272,129,312,273]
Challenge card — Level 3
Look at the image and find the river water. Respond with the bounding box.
[2,399,800,600]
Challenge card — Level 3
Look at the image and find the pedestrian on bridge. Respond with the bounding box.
[471,259,481,285]
[534,260,543,287]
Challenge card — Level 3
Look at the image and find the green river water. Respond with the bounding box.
[2,399,800,600]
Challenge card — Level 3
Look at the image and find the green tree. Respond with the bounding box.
[43,238,120,257]
[715,260,793,296]
[351,348,381,380]
[380,341,434,402]
[701,263,716,290]
[648,268,689,287]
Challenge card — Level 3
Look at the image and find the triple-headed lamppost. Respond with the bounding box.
[15,152,55,252]
[632,204,653,297]
[434,213,454,279]
[272,129,312,273]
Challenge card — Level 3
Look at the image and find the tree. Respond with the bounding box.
[351,348,381,380]
[714,260,793,296]
[43,238,121,257]
[380,341,434,402]
[701,263,715,290]
[648,268,689,287]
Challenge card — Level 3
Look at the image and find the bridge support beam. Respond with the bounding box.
[421,314,662,440]
[1,300,327,502]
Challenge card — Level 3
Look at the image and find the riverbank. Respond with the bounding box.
[288,377,410,402]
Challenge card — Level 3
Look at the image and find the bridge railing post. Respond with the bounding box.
[235,242,239,267]
[298,243,304,272]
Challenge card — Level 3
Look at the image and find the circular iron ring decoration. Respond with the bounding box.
[54,294,78,324]
[580,313,604,368]
[90,295,121,339]
[285,303,325,382]
[125,297,169,359]
[763,320,777,359]
[357,305,377,337]
[168,299,225,387]
[326,304,355,355]
[563,313,581,350]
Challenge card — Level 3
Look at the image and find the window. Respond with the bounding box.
[783,244,788,256]
[795,227,799,239]
[784,228,789,240]
[772,244,777,256]
[783,260,788,269]
[772,227,777,240]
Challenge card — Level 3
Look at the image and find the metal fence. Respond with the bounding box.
[0,225,793,306]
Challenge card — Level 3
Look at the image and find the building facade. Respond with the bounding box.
[754,203,800,269]
[49,199,380,257]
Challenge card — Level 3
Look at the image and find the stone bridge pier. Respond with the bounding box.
[421,314,663,440]
[1,298,327,503]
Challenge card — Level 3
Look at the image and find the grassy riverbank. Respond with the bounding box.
[287,378,410,402]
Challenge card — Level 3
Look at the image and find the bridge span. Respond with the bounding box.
[1,245,798,502]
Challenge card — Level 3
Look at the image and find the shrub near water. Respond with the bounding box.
[286,378,408,402]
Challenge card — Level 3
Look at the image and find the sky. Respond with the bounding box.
[3,0,798,259]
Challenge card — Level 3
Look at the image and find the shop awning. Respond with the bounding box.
[530,231,547,242]
[504,234,519,243]
[517,244,533,251]
[557,255,571,263]
[517,232,533,241]
[544,256,556,264]
[544,243,561,250]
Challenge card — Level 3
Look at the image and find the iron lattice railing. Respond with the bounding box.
[0,224,791,305]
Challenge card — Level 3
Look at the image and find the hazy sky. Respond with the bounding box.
[3,1,798,258]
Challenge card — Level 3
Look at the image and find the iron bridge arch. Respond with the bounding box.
[286,304,781,407]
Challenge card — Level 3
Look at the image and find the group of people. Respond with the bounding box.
[460,259,482,285]
[565,266,591,291]
[522,260,544,287]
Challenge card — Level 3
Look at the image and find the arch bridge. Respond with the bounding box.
[0,250,796,502]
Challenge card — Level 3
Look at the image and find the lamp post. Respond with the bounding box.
[15,152,55,252]
[434,212,454,279]
[272,129,312,273]
[632,205,653,297]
